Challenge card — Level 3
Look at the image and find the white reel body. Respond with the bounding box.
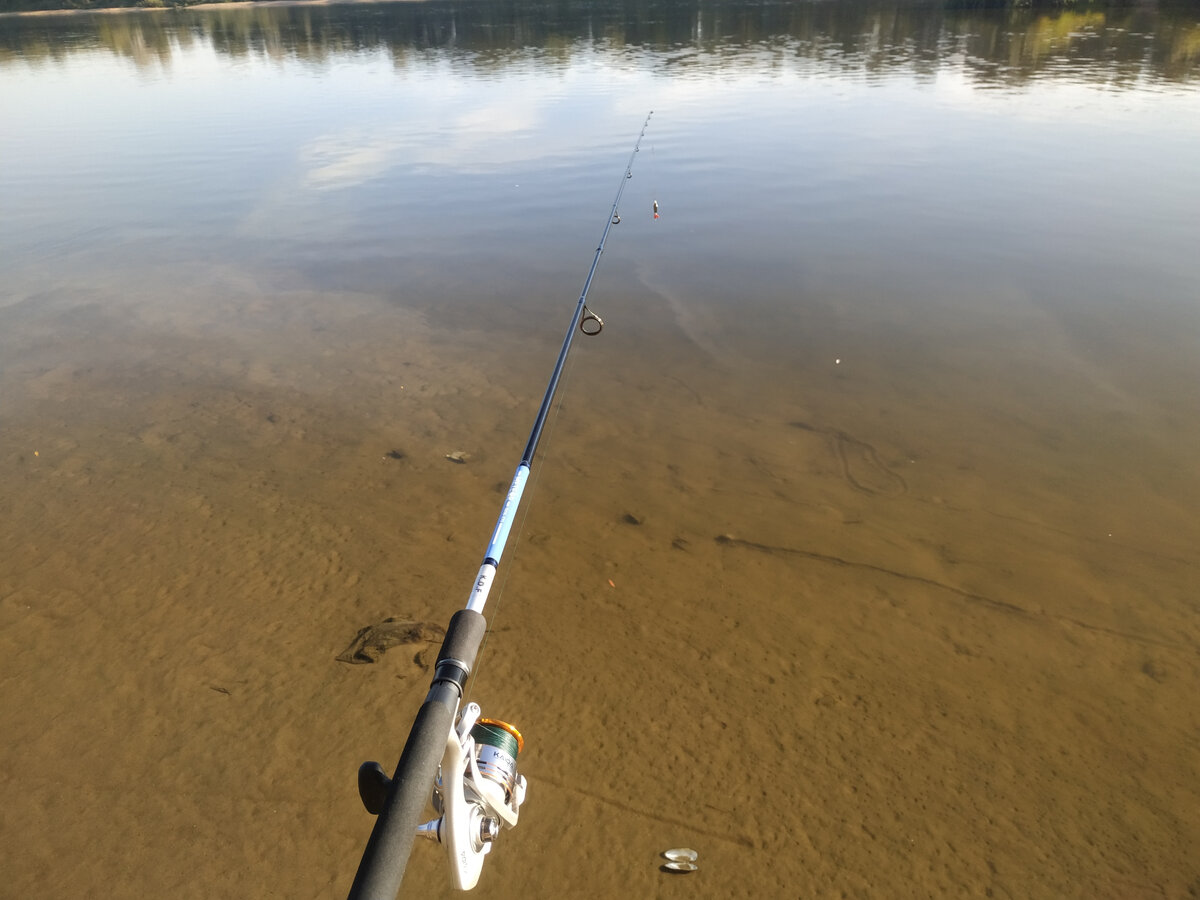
[419,702,527,890]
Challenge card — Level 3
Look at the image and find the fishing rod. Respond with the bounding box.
[345,111,654,900]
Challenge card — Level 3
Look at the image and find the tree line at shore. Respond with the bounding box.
[2,0,1196,90]
[0,0,1179,17]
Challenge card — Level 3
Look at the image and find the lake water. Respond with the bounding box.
[1,1,1199,898]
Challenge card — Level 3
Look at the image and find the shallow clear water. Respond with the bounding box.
[1,1,1199,898]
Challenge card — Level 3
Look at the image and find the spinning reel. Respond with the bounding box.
[420,703,527,890]
[358,702,526,891]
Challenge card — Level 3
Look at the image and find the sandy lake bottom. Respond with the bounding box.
[1,257,1197,898]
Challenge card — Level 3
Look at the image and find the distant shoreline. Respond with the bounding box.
[2,0,422,18]
[0,0,1142,19]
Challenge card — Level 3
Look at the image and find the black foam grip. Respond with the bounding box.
[436,609,487,673]
[346,682,458,900]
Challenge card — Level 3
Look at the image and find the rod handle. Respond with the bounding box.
[346,686,456,900]
[347,610,488,899]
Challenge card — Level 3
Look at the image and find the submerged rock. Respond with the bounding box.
[336,618,445,665]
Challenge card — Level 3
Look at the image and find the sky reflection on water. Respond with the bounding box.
[1,0,1198,421]
[3,0,1198,306]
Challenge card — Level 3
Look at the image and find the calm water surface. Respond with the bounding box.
[1,2,1199,898]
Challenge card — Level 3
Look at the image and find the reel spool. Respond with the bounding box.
[470,718,524,807]
[417,703,528,890]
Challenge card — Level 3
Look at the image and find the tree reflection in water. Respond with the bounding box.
[1,0,1198,89]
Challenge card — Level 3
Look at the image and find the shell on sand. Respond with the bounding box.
[662,848,698,863]
[662,861,699,874]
